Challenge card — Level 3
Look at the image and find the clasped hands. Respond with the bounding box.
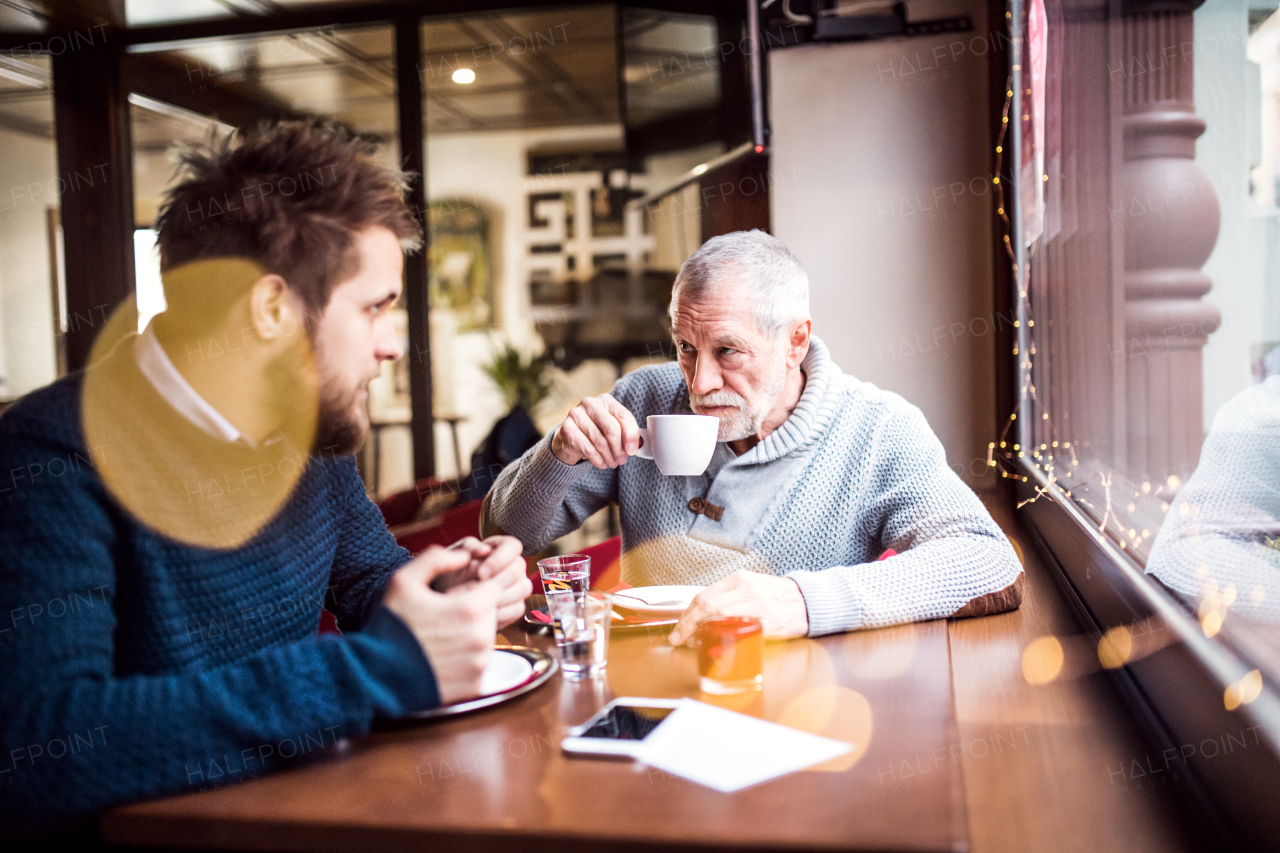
[383,535,532,705]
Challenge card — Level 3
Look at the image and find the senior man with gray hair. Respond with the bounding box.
[482,229,1023,643]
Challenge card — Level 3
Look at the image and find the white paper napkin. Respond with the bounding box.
[635,698,853,792]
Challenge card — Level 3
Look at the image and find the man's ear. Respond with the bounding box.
[786,318,812,369]
[248,274,299,342]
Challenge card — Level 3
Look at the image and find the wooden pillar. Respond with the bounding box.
[714,6,753,152]
[53,35,135,371]
[395,16,435,481]
[1118,0,1220,482]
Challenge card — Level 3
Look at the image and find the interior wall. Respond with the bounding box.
[0,128,58,401]
[768,10,999,491]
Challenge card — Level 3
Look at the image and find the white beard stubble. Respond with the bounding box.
[690,352,790,442]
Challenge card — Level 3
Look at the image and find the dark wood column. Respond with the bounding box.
[53,33,136,371]
[396,16,435,480]
[700,152,770,239]
[1118,0,1220,482]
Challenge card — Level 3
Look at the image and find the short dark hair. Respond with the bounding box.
[153,120,420,334]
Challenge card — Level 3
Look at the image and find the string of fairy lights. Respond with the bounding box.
[985,9,1056,511]
[984,3,1185,551]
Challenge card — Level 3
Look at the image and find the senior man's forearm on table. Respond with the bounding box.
[787,406,1024,635]
[788,522,1022,635]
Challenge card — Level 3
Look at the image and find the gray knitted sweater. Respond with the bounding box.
[483,336,1023,636]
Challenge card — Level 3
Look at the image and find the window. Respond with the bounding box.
[1009,0,1280,842]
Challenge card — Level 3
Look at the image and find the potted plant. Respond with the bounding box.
[482,343,554,415]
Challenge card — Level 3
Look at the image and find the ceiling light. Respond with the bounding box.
[452,68,476,84]
[691,163,708,176]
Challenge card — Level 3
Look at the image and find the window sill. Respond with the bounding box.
[1016,460,1280,850]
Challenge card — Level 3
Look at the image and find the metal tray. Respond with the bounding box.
[398,645,557,721]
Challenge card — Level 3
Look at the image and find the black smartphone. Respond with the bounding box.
[560,698,681,758]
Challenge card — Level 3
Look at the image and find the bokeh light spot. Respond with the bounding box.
[1022,635,1064,685]
[1097,626,1132,669]
[778,686,872,772]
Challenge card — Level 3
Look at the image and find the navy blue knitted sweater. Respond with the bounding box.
[0,344,437,837]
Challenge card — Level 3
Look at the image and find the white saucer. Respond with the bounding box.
[610,585,703,616]
[479,649,536,696]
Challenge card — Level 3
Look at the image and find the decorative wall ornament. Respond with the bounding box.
[427,198,494,332]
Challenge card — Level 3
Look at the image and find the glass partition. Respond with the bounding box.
[420,5,625,549]
[0,54,61,406]
[418,5,750,552]
[126,23,402,492]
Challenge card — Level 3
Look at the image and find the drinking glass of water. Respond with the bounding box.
[536,554,606,679]
[572,593,612,680]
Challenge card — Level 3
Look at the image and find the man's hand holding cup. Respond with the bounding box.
[551,393,641,469]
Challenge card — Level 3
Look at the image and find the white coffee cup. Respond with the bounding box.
[635,414,720,476]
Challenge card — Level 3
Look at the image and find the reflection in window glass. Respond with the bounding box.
[1015,0,1280,668]
[622,8,721,129]
[0,54,62,404]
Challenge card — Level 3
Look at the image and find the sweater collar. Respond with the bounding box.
[737,334,839,464]
[672,335,842,464]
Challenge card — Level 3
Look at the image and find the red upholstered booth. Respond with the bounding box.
[391,498,485,556]
[376,477,448,528]
[579,535,622,588]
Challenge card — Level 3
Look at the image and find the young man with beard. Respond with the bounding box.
[482,229,1023,644]
[0,122,530,838]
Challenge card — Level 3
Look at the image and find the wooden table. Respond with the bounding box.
[102,498,1201,852]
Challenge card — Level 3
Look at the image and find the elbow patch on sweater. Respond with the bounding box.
[948,571,1025,619]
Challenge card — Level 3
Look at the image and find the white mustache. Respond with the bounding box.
[691,390,746,409]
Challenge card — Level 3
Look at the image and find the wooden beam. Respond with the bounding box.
[712,4,751,148]
[44,0,124,30]
[699,151,769,240]
[122,50,302,129]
